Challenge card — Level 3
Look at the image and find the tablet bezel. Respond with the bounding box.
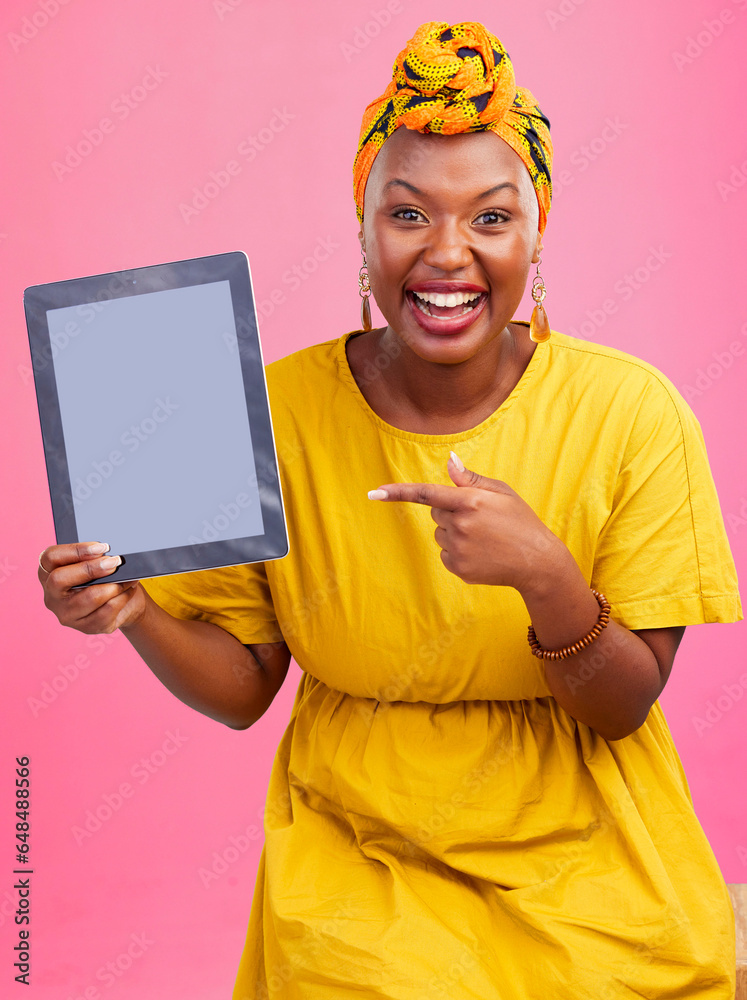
[24,251,289,586]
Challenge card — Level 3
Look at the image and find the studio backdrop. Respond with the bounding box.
[1,0,744,996]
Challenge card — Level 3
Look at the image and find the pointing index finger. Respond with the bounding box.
[367,483,461,509]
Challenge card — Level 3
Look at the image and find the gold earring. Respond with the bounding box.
[359,246,372,332]
[529,253,551,343]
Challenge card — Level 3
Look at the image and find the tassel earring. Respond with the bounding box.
[359,246,372,332]
[529,254,551,343]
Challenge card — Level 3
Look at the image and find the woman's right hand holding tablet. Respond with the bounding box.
[38,541,144,635]
[36,541,289,729]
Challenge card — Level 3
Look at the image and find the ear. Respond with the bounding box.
[358,228,365,252]
[531,233,543,265]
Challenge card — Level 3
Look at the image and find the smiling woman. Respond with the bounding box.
[37,18,742,1000]
[350,128,544,432]
[369,131,537,334]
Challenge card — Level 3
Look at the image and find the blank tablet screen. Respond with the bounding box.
[48,280,264,554]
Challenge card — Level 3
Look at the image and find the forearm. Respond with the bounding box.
[519,548,663,741]
[120,587,277,730]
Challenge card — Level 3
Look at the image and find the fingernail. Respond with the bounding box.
[87,542,110,555]
[449,451,465,472]
[100,555,122,569]
[368,489,388,500]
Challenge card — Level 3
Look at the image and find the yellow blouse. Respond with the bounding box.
[142,326,742,998]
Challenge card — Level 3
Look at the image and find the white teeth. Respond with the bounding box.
[412,290,482,307]
[412,297,479,318]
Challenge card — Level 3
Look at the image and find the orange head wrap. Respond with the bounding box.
[353,21,553,234]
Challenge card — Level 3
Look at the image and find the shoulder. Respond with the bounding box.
[264,334,341,389]
[548,329,680,394]
[546,330,699,433]
[263,333,356,413]
[261,333,361,448]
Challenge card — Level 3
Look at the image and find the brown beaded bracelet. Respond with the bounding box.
[527,589,611,661]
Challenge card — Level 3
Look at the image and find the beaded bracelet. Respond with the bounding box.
[527,589,611,661]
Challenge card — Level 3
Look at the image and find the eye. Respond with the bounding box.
[474,209,510,225]
[392,206,427,222]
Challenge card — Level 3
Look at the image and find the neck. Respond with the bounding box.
[376,324,528,424]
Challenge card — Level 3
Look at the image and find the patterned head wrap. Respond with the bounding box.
[353,21,553,234]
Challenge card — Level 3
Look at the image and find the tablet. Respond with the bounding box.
[24,251,289,587]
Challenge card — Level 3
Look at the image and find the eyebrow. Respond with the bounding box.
[383,179,520,199]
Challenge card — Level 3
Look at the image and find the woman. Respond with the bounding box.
[38,22,742,999]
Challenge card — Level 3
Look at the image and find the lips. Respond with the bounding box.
[406,282,488,335]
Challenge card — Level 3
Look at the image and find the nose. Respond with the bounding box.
[420,218,474,273]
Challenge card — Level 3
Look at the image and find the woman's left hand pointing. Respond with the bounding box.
[367,451,565,592]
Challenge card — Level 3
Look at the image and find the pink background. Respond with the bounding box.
[2,0,745,995]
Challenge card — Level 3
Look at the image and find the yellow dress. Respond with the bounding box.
[141,326,743,999]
